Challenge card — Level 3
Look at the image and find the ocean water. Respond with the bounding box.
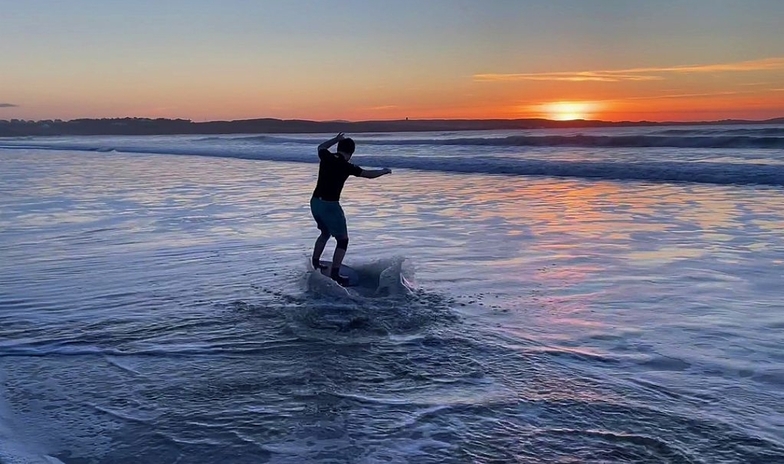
[0,125,783,463]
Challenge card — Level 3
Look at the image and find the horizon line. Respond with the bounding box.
[3,115,784,125]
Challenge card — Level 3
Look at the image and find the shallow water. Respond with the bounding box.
[1,141,783,463]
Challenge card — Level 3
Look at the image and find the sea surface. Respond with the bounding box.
[1,125,783,463]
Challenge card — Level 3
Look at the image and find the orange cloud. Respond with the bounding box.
[475,57,784,83]
[476,72,661,83]
[619,91,743,100]
[367,105,399,111]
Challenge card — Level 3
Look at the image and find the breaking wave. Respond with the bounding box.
[2,129,784,186]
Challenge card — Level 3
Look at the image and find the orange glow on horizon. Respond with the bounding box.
[295,89,783,123]
[5,73,783,123]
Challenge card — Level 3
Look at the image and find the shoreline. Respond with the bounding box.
[2,116,783,137]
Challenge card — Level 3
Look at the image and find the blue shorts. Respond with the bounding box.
[310,197,348,238]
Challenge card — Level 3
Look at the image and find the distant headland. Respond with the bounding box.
[1,117,783,137]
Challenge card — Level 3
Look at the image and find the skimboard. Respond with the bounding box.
[317,261,360,287]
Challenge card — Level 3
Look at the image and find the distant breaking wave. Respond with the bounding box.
[183,133,784,149]
[649,127,784,137]
[2,140,783,187]
[357,134,784,150]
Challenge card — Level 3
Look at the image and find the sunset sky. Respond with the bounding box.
[2,0,783,122]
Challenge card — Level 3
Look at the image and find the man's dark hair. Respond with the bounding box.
[337,138,355,155]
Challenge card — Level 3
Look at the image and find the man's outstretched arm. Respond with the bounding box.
[318,132,345,152]
[359,168,392,179]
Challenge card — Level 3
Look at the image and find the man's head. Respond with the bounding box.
[337,138,355,160]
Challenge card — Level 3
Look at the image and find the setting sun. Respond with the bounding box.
[538,101,600,121]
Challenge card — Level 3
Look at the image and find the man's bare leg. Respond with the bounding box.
[311,233,329,269]
[330,236,349,285]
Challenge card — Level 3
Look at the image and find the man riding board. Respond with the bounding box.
[310,133,392,286]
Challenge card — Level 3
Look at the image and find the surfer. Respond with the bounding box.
[310,132,391,286]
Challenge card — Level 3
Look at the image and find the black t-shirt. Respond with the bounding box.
[312,148,363,201]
